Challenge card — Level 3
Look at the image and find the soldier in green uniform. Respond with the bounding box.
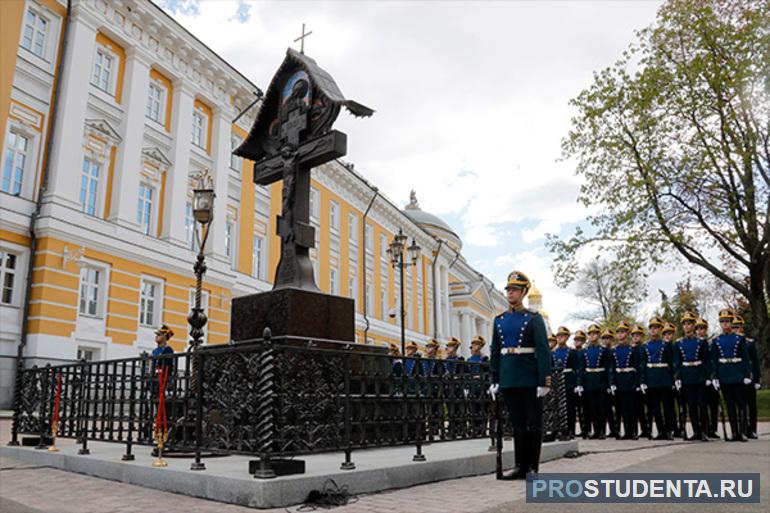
[640,317,675,440]
[612,322,639,439]
[490,271,551,479]
[674,312,710,441]
[572,330,589,438]
[577,325,613,439]
[697,318,720,438]
[631,324,651,438]
[711,309,751,442]
[732,315,761,439]
[552,326,579,439]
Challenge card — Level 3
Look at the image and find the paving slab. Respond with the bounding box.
[0,436,576,508]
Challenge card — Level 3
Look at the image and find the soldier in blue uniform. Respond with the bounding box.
[572,330,589,438]
[697,318,720,438]
[467,336,489,370]
[489,271,551,479]
[548,334,557,352]
[151,324,175,373]
[732,315,761,439]
[630,325,650,438]
[403,341,421,378]
[674,312,710,441]
[712,309,751,442]
[389,343,403,377]
[552,326,579,439]
[663,322,684,438]
[640,317,675,440]
[443,337,465,375]
[577,325,613,439]
[613,322,639,439]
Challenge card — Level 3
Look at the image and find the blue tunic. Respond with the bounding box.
[490,308,551,388]
[711,333,750,384]
[674,337,710,385]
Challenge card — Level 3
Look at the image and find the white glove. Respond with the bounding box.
[705,379,711,387]
[537,386,551,398]
[608,385,616,395]
[573,385,583,395]
[635,386,640,392]
[488,383,499,398]
[675,379,682,391]
[755,383,761,390]
[463,388,470,399]
[640,383,648,394]
[743,377,752,385]
[712,379,720,390]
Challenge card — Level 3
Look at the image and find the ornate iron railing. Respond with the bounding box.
[10,336,567,472]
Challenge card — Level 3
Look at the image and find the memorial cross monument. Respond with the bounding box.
[231,49,373,342]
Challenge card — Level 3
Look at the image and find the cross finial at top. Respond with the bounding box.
[294,23,313,54]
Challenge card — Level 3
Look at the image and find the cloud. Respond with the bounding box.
[230,1,251,24]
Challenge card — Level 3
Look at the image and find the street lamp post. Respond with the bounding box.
[387,228,421,356]
[188,171,215,351]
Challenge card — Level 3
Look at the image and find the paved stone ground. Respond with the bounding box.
[1,419,767,513]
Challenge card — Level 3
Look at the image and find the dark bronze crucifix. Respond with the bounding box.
[254,105,346,291]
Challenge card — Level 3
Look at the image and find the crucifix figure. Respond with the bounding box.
[294,23,312,54]
[234,49,373,292]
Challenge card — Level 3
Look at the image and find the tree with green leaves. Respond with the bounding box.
[547,0,769,378]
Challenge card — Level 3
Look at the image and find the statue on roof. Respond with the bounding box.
[407,189,420,210]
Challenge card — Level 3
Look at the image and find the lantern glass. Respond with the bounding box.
[193,189,215,225]
[408,239,421,264]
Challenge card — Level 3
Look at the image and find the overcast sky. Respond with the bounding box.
[160,0,679,332]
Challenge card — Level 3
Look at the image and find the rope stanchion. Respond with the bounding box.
[152,366,169,468]
[48,372,62,452]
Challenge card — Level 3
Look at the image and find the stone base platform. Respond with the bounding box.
[1,438,577,509]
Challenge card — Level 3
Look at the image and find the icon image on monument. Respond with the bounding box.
[231,48,374,342]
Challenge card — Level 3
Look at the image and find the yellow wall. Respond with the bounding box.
[234,124,254,275]
[0,0,26,150]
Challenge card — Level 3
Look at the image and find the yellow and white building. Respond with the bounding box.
[0,0,506,407]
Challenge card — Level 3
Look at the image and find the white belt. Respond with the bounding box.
[647,363,668,368]
[616,367,636,373]
[561,368,573,373]
[502,347,535,355]
[682,361,702,367]
[586,367,605,373]
[719,357,742,363]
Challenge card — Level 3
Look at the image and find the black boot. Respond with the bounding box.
[526,430,543,477]
[501,430,527,480]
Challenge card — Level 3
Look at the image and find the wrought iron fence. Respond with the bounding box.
[10,336,567,471]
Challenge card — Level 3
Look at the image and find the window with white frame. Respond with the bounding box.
[137,183,154,235]
[330,268,338,295]
[77,347,96,362]
[21,9,48,59]
[225,209,237,269]
[309,187,320,222]
[230,135,242,171]
[252,235,265,279]
[139,278,162,328]
[365,281,373,314]
[380,234,388,262]
[380,287,388,319]
[79,158,100,216]
[2,131,29,196]
[348,213,358,245]
[78,266,102,317]
[348,275,357,301]
[188,289,210,344]
[191,109,206,148]
[91,47,114,94]
[330,201,339,233]
[146,82,164,124]
[0,251,18,305]
[184,199,198,251]
[365,224,373,252]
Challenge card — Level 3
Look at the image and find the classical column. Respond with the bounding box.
[161,80,195,245]
[44,8,98,210]
[107,47,151,229]
[460,311,472,351]
[209,105,234,261]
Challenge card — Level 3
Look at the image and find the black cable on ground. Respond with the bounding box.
[291,478,359,511]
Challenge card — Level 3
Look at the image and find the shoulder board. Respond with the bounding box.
[524,309,539,316]
[676,338,683,343]
[746,337,755,343]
